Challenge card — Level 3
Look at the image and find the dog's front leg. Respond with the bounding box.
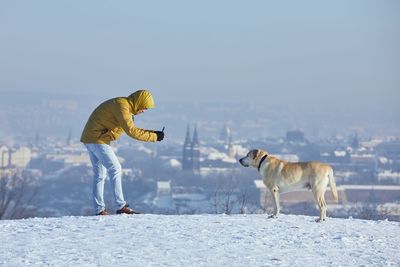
[269,186,280,218]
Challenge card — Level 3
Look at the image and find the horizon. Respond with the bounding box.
[0,90,399,143]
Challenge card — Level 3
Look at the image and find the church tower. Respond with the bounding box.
[182,125,193,170]
[227,132,236,158]
[351,131,359,150]
[220,123,231,144]
[66,128,72,146]
[191,124,200,172]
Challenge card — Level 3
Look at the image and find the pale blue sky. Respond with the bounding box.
[0,0,399,111]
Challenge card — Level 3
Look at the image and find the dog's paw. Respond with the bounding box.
[315,218,326,223]
[268,214,278,219]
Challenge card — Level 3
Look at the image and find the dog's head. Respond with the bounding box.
[239,149,269,168]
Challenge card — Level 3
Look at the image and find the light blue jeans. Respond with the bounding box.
[85,144,126,214]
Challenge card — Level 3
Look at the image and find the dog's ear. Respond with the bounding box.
[252,149,261,160]
[247,150,255,158]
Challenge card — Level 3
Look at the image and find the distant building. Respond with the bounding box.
[182,124,200,173]
[153,181,174,210]
[0,145,32,169]
[0,145,11,168]
[350,153,376,166]
[350,131,360,150]
[340,185,400,206]
[376,170,400,184]
[66,129,73,146]
[220,123,231,144]
[320,150,350,164]
[227,133,236,158]
[182,125,192,170]
[34,130,40,147]
[375,140,400,172]
[11,146,32,168]
[192,125,200,172]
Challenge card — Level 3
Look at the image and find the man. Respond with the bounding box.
[80,89,164,215]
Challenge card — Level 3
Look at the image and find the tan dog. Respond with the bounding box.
[239,149,338,222]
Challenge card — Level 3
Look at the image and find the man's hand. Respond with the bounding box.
[154,127,165,141]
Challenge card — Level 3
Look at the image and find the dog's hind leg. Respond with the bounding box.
[314,192,327,222]
[269,186,280,218]
[312,176,329,222]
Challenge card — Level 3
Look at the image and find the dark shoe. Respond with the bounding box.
[97,210,109,216]
[116,204,140,215]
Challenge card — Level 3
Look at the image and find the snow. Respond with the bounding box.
[378,170,400,178]
[200,167,232,176]
[207,151,237,163]
[334,150,347,157]
[200,147,237,163]
[231,144,248,157]
[340,184,400,190]
[1,214,399,266]
[163,158,182,170]
[378,156,389,164]
[335,171,357,178]
[157,181,172,190]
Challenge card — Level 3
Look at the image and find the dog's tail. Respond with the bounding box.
[328,168,339,203]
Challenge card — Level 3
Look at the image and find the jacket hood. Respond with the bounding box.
[128,90,155,114]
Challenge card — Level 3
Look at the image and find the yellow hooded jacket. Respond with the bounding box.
[80,90,158,144]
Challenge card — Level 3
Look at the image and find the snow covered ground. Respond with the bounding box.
[1,214,399,266]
